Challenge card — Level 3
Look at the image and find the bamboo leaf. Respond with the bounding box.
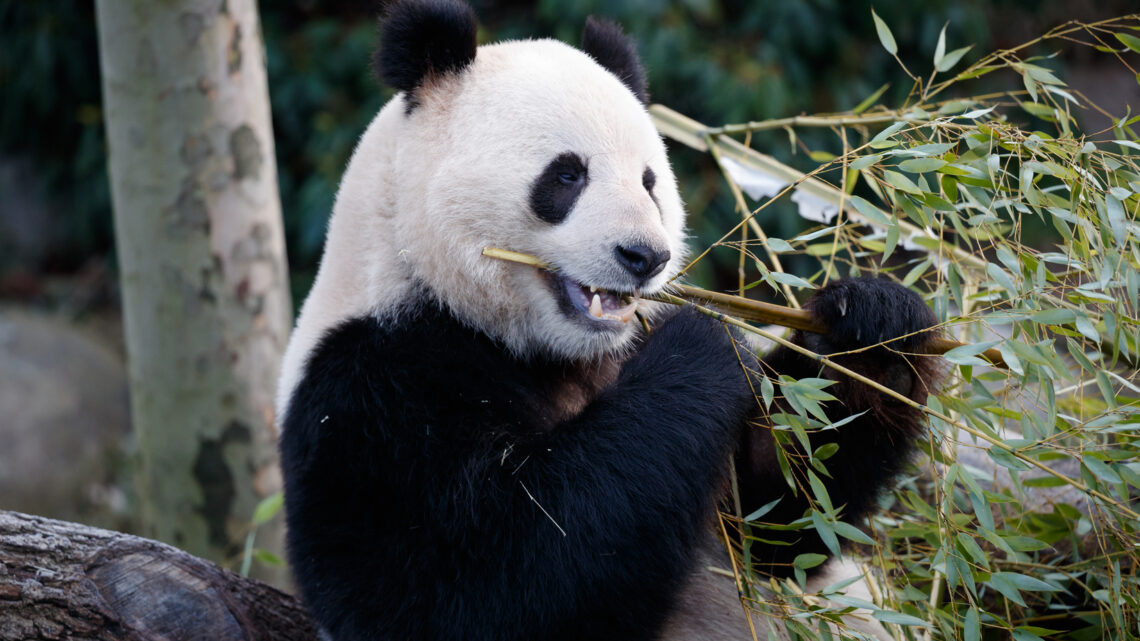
[1115,32,1140,54]
[768,271,816,289]
[943,340,1000,366]
[964,608,981,641]
[807,470,834,513]
[871,121,908,144]
[760,374,774,409]
[986,262,1018,294]
[831,520,876,545]
[814,442,839,460]
[811,511,841,557]
[849,195,892,225]
[937,44,973,72]
[873,610,930,627]
[793,552,829,569]
[766,238,794,253]
[1023,70,1039,102]
[884,219,900,261]
[252,548,285,567]
[850,153,885,170]
[987,447,1032,472]
[1031,308,1077,325]
[1004,536,1050,551]
[1084,456,1123,484]
[744,496,782,522]
[960,105,994,119]
[871,9,898,56]
[899,157,947,173]
[933,24,947,69]
[883,169,925,195]
[252,492,284,525]
[987,573,1028,606]
[993,572,1062,593]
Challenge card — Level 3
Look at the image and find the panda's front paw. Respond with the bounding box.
[641,306,742,366]
[632,306,754,399]
[806,277,936,353]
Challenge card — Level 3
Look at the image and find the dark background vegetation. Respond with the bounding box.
[1,0,1135,311]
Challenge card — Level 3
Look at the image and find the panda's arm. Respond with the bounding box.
[489,307,758,638]
[280,306,754,641]
[735,277,942,577]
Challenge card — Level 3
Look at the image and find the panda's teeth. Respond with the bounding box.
[617,299,639,322]
[589,286,597,293]
[589,294,604,318]
[604,296,639,323]
[600,301,638,323]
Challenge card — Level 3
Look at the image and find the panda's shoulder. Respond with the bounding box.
[283,296,533,431]
[294,300,480,394]
[299,305,430,385]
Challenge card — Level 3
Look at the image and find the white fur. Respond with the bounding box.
[277,39,687,418]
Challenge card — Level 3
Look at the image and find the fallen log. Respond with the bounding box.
[0,511,318,641]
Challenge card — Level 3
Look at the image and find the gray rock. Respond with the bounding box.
[0,310,133,530]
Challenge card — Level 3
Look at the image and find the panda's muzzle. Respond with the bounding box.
[546,272,640,324]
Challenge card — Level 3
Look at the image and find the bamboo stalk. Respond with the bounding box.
[703,112,925,136]
[481,247,1006,367]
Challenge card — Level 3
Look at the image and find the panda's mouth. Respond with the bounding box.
[547,272,640,324]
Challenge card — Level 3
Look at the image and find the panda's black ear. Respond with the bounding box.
[581,16,649,105]
[374,0,478,93]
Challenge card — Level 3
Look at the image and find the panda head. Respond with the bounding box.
[307,0,688,366]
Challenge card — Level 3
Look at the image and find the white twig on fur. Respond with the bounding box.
[519,481,567,537]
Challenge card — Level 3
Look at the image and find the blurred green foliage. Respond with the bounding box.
[0,2,109,272]
[0,0,1130,298]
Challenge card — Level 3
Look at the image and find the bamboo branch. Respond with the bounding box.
[481,247,1006,367]
[703,112,926,136]
[647,104,1089,320]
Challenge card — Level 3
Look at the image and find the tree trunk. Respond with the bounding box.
[95,0,291,585]
[0,511,317,641]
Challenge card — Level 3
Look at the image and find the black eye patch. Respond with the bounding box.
[530,153,588,224]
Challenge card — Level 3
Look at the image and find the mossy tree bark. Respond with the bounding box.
[95,0,291,585]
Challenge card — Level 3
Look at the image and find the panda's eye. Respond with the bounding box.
[557,171,581,185]
[642,167,656,192]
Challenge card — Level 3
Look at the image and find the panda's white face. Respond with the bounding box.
[392,40,687,360]
[277,34,689,413]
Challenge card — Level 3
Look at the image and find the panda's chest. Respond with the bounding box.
[535,357,622,427]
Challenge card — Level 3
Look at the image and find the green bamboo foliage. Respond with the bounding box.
[655,15,1140,641]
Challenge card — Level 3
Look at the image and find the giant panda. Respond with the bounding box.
[276,1,941,640]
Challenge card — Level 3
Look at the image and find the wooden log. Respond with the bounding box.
[0,511,317,641]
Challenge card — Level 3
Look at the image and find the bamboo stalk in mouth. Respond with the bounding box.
[481,247,1006,368]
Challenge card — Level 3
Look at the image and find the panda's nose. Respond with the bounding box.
[614,244,671,281]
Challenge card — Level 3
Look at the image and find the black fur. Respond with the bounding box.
[374,0,477,97]
[806,277,935,353]
[281,300,755,641]
[737,277,941,575]
[581,17,649,105]
[529,152,589,224]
